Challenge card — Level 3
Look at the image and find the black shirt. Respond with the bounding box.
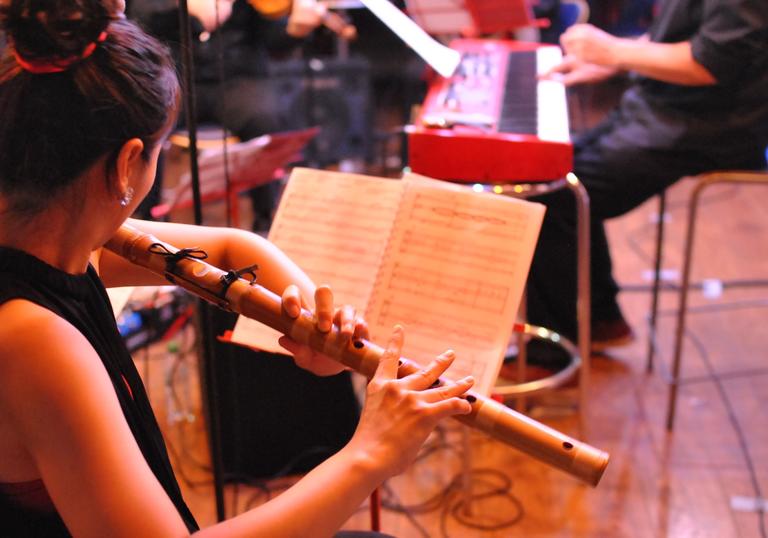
[0,247,199,536]
[623,0,768,155]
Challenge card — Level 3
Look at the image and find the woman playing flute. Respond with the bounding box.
[0,0,475,535]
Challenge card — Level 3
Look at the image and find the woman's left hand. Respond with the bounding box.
[278,284,369,376]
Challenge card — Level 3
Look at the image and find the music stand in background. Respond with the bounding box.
[152,127,320,227]
[465,0,538,34]
[405,0,538,36]
[404,0,475,35]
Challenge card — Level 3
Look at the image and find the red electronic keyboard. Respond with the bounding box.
[407,39,572,183]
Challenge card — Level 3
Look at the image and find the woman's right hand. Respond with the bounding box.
[344,325,474,480]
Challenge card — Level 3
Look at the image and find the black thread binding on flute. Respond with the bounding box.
[148,243,209,277]
[220,263,259,295]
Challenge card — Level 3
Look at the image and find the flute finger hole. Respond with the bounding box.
[353,340,364,349]
[563,441,574,450]
[464,394,477,403]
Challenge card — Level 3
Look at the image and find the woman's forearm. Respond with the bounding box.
[221,226,317,302]
[197,446,382,538]
[100,220,316,301]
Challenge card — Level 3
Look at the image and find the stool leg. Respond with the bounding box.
[515,289,528,413]
[666,182,704,431]
[666,171,768,429]
[368,488,381,531]
[646,193,667,373]
[460,425,475,518]
[566,173,591,431]
[230,190,240,229]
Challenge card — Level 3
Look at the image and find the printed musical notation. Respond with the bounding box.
[230,168,545,396]
[231,169,402,351]
[270,171,402,306]
[365,174,544,395]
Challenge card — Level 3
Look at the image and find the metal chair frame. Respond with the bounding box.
[645,170,768,431]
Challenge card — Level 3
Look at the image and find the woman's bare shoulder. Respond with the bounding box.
[0,298,189,536]
[0,298,78,369]
[0,298,102,423]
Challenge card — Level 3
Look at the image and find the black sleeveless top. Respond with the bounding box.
[0,247,199,536]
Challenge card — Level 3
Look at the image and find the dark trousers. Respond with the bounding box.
[526,107,767,341]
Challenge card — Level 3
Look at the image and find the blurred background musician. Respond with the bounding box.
[129,0,355,231]
[525,0,768,366]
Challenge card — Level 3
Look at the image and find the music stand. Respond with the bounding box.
[152,127,320,227]
[404,0,475,35]
[405,0,537,36]
[465,0,537,34]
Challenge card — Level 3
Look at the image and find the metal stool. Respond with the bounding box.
[496,321,581,396]
[645,170,768,431]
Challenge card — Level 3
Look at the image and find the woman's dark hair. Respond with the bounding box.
[0,0,179,214]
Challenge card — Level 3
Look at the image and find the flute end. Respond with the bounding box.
[572,442,610,487]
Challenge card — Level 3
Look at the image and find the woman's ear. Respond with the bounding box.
[113,138,145,196]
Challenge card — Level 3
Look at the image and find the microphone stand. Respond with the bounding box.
[301,38,321,167]
[177,0,228,521]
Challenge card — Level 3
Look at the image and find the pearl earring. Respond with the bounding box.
[119,186,135,207]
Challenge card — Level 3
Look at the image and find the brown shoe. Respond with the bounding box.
[591,317,635,353]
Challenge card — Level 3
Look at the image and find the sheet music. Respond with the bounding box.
[229,168,545,397]
[230,168,404,352]
[359,0,460,77]
[364,174,545,395]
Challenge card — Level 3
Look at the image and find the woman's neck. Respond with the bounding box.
[0,206,100,274]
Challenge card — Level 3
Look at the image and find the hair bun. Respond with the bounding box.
[2,0,109,63]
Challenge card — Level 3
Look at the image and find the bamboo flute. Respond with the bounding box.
[106,223,610,486]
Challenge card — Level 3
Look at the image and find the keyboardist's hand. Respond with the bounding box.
[540,55,619,86]
[559,23,622,67]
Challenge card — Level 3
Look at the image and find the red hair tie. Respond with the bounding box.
[11,31,108,74]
